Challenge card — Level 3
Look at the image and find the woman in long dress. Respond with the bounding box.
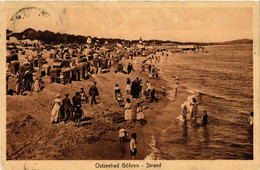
[136,103,145,125]
[32,77,40,92]
[124,98,133,120]
[50,94,62,123]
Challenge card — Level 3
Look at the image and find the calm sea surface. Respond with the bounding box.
[155,44,253,159]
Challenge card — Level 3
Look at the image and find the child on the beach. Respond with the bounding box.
[118,127,127,142]
[136,103,145,125]
[130,133,137,160]
[150,89,158,102]
[161,86,166,96]
[114,83,120,97]
[126,78,131,95]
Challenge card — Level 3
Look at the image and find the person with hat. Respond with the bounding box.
[80,88,88,103]
[62,93,72,123]
[50,94,62,123]
[89,82,99,105]
[72,92,82,117]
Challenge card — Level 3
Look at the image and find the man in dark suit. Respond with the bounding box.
[89,82,99,105]
[72,92,81,119]
[62,93,72,123]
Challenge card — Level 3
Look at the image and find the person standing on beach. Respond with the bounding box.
[89,81,99,105]
[62,93,72,123]
[150,89,158,102]
[148,64,152,73]
[118,127,127,142]
[72,92,81,118]
[126,78,131,95]
[124,98,133,121]
[114,83,120,98]
[135,77,141,98]
[146,81,152,91]
[136,103,145,125]
[130,133,137,160]
[50,94,62,123]
[32,77,40,93]
[174,81,179,96]
[80,88,88,103]
[131,78,139,98]
[74,104,83,128]
[127,63,135,74]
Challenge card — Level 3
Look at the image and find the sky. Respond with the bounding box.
[6,3,253,42]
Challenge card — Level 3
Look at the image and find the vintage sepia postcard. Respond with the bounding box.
[0,1,259,170]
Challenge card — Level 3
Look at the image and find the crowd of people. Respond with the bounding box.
[7,41,254,160]
[50,81,99,127]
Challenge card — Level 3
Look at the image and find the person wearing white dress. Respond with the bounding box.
[50,94,62,123]
[136,103,144,124]
[32,77,40,92]
[124,98,133,120]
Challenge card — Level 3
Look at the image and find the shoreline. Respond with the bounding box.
[7,53,185,160]
[77,55,194,160]
[6,47,253,160]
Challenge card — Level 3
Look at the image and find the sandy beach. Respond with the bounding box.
[6,44,253,160]
[3,4,257,170]
[6,52,189,160]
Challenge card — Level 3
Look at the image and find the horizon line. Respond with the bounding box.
[7,28,253,44]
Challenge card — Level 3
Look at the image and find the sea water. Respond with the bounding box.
[151,44,253,160]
